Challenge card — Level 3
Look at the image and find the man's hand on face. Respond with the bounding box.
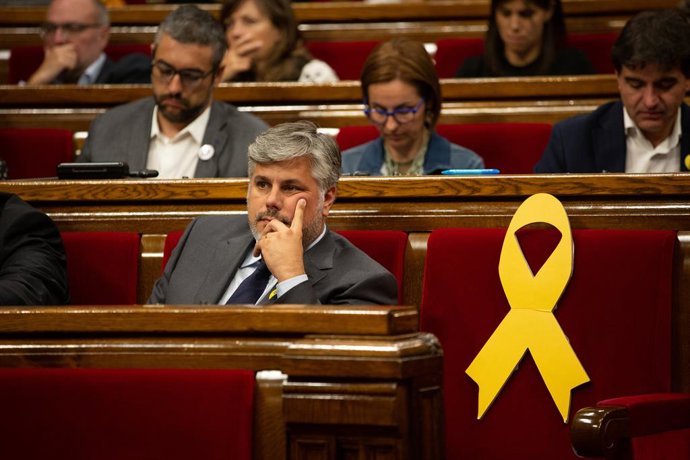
[28,44,78,84]
[253,198,306,282]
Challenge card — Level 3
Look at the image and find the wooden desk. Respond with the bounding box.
[0,304,442,460]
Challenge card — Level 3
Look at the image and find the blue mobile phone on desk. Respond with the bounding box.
[441,169,500,175]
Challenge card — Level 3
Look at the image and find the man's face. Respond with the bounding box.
[247,156,336,247]
[152,33,221,128]
[44,0,109,72]
[617,63,690,146]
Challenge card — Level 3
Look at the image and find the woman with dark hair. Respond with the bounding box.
[456,0,593,77]
[342,38,483,176]
[220,0,337,82]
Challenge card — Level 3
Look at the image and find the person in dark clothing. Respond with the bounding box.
[0,193,69,305]
[456,0,593,78]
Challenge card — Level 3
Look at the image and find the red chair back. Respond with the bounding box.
[0,368,254,460]
[337,123,552,173]
[305,40,379,80]
[336,230,407,304]
[8,44,151,84]
[163,228,407,304]
[566,32,617,74]
[336,125,378,151]
[437,122,551,173]
[0,128,74,179]
[420,227,676,459]
[61,232,140,305]
[434,37,484,78]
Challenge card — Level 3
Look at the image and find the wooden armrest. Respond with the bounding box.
[571,393,690,459]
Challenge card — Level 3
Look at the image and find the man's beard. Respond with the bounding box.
[249,207,324,249]
[154,94,206,124]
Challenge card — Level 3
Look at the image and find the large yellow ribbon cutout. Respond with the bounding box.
[465,193,590,422]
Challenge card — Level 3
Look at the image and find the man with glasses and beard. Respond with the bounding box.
[81,5,268,178]
[149,121,398,306]
[27,0,150,85]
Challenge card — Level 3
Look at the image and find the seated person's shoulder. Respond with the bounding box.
[551,48,595,75]
[455,55,486,78]
[100,53,153,84]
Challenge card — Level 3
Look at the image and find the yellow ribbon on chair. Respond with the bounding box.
[465,193,590,422]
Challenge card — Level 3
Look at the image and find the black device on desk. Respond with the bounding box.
[57,162,158,179]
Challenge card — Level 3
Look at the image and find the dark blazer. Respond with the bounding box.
[0,193,69,305]
[148,215,398,305]
[535,101,690,173]
[94,53,151,84]
[80,98,268,177]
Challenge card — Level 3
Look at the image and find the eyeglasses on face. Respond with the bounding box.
[364,98,426,125]
[152,60,216,88]
[40,22,103,38]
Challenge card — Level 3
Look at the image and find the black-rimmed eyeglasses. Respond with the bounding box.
[40,22,103,39]
[152,60,216,89]
[364,98,425,125]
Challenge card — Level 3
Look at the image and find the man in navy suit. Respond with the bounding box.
[536,9,690,173]
[27,0,150,85]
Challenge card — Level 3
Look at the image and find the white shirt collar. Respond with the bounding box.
[150,104,212,143]
[78,53,106,85]
[623,106,682,151]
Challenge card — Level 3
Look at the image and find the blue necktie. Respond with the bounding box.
[226,260,271,304]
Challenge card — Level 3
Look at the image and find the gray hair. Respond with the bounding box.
[91,0,109,26]
[248,121,341,192]
[154,5,227,69]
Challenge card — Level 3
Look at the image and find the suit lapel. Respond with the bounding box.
[593,102,627,173]
[194,101,227,178]
[193,233,254,304]
[302,231,335,285]
[126,99,155,171]
[680,104,690,171]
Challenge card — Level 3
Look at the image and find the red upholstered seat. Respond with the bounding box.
[8,44,151,84]
[0,127,74,179]
[61,232,140,305]
[337,123,552,173]
[0,368,254,460]
[305,40,379,80]
[420,227,678,459]
[434,32,616,78]
[163,228,407,304]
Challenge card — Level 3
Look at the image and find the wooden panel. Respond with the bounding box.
[0,304,418,335]
[0,76,620,106]
[0,1,677,26]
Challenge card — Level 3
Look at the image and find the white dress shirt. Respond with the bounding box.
[624,107,681,173]
[146,105,211,178]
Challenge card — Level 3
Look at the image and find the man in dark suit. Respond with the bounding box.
[80,5,267,178]
[26,0,150,85]
[149,121,398,306]
[0,193,69,306]
[535,9,690,173]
